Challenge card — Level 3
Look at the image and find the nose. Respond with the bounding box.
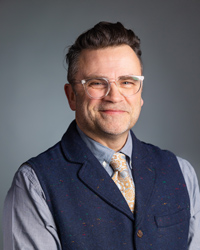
[104,81,124,102]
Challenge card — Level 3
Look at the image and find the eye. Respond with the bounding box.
[122,81,134,85]
[120,80,137,88]
[86,79,107,89]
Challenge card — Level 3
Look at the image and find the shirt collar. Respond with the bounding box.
[77,125,133,167]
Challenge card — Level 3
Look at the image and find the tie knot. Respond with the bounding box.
[110,153,128,172]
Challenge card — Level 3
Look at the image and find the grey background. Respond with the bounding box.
[0,0,200,248]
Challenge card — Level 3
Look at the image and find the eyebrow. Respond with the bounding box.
[84,74,107,79]
[118,75,138,80]
[84,74,137,80]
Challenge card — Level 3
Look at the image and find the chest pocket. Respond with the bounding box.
[155,209,189,228]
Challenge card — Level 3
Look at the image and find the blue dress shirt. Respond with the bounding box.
[3,129,200,249]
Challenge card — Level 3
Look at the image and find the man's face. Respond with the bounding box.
[65,45,143,147]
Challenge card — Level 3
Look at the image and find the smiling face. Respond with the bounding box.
[65,45,143,150]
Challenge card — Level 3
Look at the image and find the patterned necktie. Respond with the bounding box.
[110,153,135,212]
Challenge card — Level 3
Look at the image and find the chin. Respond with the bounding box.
[99,124,131,136]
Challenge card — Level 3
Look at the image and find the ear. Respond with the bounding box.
[141,97,144,107]
[64,84,76,111]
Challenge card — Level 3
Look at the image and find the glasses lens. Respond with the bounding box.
[85,78,108,99]
[118,76,141,96]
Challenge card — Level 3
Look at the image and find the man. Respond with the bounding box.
[3,22,200,249]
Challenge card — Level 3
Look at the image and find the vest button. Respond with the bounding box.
[137,229,143,238]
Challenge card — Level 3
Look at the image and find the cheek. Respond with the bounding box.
[127,97,143,117]
[128,96,141,107]
[76,95,95,115]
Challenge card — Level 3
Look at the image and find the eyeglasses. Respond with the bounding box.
[73,75,144,99]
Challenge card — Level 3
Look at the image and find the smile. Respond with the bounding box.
[100,110,127,114]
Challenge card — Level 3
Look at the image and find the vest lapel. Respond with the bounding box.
[130,131,156,227]
[78,159,134,220]
[61,121,134,220]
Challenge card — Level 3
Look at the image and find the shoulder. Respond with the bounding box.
[177,156,197,178]
[177,157,200,216]
[11,164,46,199]
[177,157,199,194]
[177,156,199,192]
[130,131,177,161]
[27,142,61,165]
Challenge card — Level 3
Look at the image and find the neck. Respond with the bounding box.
[78,128,129,152]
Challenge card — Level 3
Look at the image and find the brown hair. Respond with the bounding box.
[66,21,142,83]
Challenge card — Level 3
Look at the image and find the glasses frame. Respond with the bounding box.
[73,75,144,99]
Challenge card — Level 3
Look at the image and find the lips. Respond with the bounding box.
[96,104,129,115]
[101,109,125,112]
[99,109,127,115]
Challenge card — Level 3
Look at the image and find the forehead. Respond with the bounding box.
[77,45,142,78]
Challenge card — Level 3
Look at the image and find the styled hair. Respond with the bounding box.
[66,21,142,83]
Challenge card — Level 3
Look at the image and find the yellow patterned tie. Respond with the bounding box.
[110,153,135,212]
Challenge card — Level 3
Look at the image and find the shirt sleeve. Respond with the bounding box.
[177,157,200,250]
[3,164,62,250]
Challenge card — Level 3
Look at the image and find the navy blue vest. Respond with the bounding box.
[27,121,190,249]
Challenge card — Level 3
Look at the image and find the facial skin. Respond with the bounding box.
[65,45,143,151]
